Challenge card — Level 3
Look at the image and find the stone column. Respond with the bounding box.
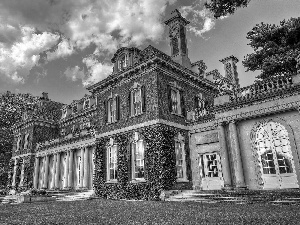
[228,120,246,188]
[68,150,74,188]
[80,147,84,188]
[11,158,18,187]
[55,152,60,189]
[42,155,50,189]
[218,123,232,189]
[64,151,69,189]
[83,146,89,188]
[50,154,56,189]
[33,157,40,189]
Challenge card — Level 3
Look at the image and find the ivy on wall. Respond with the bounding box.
[14,158,22,190]
[93,124,179,200]
[20,156,35,191]
[6,159,14,190]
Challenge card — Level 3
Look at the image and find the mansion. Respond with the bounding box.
[7,10,300,199]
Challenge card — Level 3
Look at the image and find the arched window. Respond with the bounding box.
[255,121,294,175]
[131,132,145,181]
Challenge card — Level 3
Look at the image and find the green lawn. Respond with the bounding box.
[1,199,300,225]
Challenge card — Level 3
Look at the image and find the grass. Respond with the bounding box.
[1,199,300,225]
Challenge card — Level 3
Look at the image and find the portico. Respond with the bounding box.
[33,141,95,190]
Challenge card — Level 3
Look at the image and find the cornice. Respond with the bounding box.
[36,137,96,157]
[215,98,300,125]
[13,119,58,134]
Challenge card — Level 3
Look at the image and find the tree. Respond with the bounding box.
[242,17,300,79]
[205,0,250,18]
[0,91,39,189]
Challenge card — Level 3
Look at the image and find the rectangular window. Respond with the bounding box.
[84,100,90,109]
[201,153,220,178]
[170,89,182,115]
[175,141,184,178]
[132,89,142,116]
[132,140,144,180]
[107,98,117,123]
[107,146,118,181]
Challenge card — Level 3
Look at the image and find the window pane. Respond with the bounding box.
[134,141,144,179]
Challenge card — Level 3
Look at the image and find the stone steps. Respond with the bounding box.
[1,195,18,204]
[165,189,300,204]
[55,190,96,202]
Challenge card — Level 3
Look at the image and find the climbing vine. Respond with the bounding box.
[93,124,180,200]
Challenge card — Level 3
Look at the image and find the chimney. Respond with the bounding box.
[164,9,191,69]
[42,92,49,101]
[219,56,239,88]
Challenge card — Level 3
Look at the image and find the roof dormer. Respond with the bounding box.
[111,47,142,73]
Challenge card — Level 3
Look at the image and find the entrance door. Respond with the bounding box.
[256,121,299,189]
[199,152,224,190]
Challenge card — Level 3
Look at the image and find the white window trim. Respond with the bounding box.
[84,99,90,109]
[175,134,188,182]
[171,88,182,116]
[16,135,21,152]
[23,133,29,150]
[107,97,117,124]
[131,134,145,182]
[130,88,143,117]
[106,144,118,183]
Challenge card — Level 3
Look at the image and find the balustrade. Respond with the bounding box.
[233,75,293,102]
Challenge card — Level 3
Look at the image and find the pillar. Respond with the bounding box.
[228,120,246,188]
[68,150,74,188]
[218,123,232,189]
[55,152,60,189]
[33,157,40,189]
[50,154,56,189]
[80,147,84,188]
[64,151,69,188]
[83,146,89,188]
[11,158,17,187]
[42,155,50,189]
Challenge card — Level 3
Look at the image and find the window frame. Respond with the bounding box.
[129,84,145,117]
[175,134,188,182]
[131,137,145,182]
[168,82,185,117]
[106,144,118,182]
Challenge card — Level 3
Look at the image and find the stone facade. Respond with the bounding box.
[7,10,300,197]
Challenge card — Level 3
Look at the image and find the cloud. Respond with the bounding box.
[64,66,85,82]
[0,26,59,83]
[0,0,177,84]
[82,56,112,87]
[180,2,227,37]
[47,38,75,61]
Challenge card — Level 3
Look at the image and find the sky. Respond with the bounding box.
[0,0,299,104]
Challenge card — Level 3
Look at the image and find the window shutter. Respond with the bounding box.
[128,91,132,117]
[103,100,108,123]
[141,85,146,112]
[180,90,186,117]
[167,85,172,112]
[116,96,120,121]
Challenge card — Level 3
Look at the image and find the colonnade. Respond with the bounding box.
[32,145,95,190]
[218,120,246,189]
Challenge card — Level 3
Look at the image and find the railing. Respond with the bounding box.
[232,75,293,102]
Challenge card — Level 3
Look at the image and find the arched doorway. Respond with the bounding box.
[255,121,298,189]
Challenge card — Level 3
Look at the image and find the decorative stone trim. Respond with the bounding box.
[96,119,188,138]
[11,153,35,159]
[215,99,300,124]
[36,138,96,157]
